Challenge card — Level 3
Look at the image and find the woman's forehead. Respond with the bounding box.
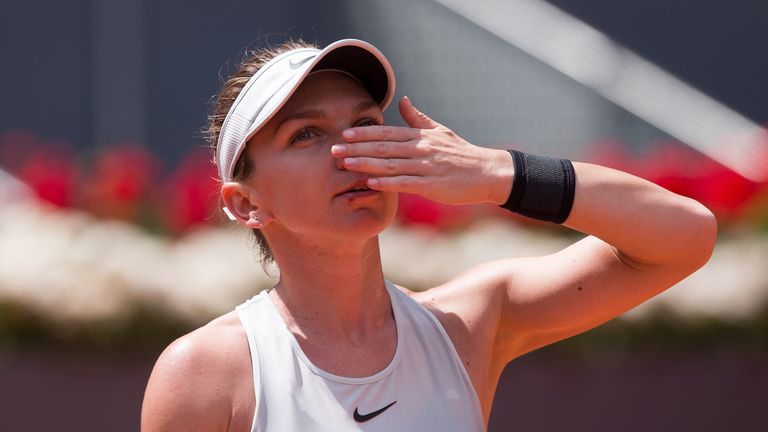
[279,71,378,115]
[246,72,382,146]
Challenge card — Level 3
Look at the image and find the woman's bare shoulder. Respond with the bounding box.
[141,310,252,431]
[159,311,249,374]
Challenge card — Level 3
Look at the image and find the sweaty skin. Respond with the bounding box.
[141,72,716,431]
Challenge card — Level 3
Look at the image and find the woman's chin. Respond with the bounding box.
[334,211,395,238]
[277,200,398,242]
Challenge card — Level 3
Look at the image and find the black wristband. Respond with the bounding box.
[500,150,576,224]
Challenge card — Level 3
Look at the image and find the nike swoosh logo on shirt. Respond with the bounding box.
[353,401,397,422]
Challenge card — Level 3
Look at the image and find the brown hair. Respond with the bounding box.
[207,39,319,264]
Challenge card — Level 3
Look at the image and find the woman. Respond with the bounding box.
[141,39,716,431]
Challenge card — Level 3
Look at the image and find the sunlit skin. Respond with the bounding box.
[226,71,399,242]
[222,73,401,360]
[141,70,717,432]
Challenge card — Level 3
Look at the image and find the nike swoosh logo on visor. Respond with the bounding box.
[353,401,397,423]
[288,55,314,69]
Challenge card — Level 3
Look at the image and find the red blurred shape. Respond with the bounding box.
[12,135,78,208]
[155,150,220,233]
[588,139,767,223]
[82,142,160,220]
[397,193,476,230]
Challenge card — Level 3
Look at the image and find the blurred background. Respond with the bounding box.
[1,0,767,430]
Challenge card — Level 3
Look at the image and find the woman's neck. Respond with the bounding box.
[268,235,392,341]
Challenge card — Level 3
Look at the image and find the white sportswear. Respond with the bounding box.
[236,280,485,431]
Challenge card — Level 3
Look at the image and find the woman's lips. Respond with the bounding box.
[336,189,379,200]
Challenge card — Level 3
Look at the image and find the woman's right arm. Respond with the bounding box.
[141,322,248,432]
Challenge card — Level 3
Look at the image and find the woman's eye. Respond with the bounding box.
[355,119,381,128]
[290,128,318,144]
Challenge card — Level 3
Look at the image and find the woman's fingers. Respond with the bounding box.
[342,156,431,176]
[367,175,425,194]
[330,97,512,205]
[399,96,441,129]
[341,96,440,144]
[342,125,419,143]
[331,140,425,158]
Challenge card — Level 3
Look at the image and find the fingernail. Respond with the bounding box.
[331,144,346,154]
[343,129,356,139]
[344,157,358,165]
[367,178,379,187]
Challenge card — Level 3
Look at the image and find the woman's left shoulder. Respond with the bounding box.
[406,265,508,320]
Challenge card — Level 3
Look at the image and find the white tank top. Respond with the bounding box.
[235,280,485,431]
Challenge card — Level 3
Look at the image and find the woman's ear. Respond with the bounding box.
[220,182,272,228]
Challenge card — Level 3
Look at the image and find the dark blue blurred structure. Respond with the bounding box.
[1,0,355,161]
[548,0,768,123]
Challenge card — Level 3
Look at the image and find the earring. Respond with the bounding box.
[249,213,264,228]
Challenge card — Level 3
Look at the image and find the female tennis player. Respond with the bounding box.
[141,39,716,431]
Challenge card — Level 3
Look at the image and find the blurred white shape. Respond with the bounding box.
[380,220,568,288]
[434,0,768,181]
[0,202,275,325]
[0,203,764,325]
[625,234,768,322]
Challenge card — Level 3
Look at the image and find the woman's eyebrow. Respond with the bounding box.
[354,99,379,113]
[274,99,379,131]
[276,109,325,129]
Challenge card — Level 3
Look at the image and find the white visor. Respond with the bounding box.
[216,39,396,186]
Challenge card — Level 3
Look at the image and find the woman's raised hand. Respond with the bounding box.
[331,96,514,206]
